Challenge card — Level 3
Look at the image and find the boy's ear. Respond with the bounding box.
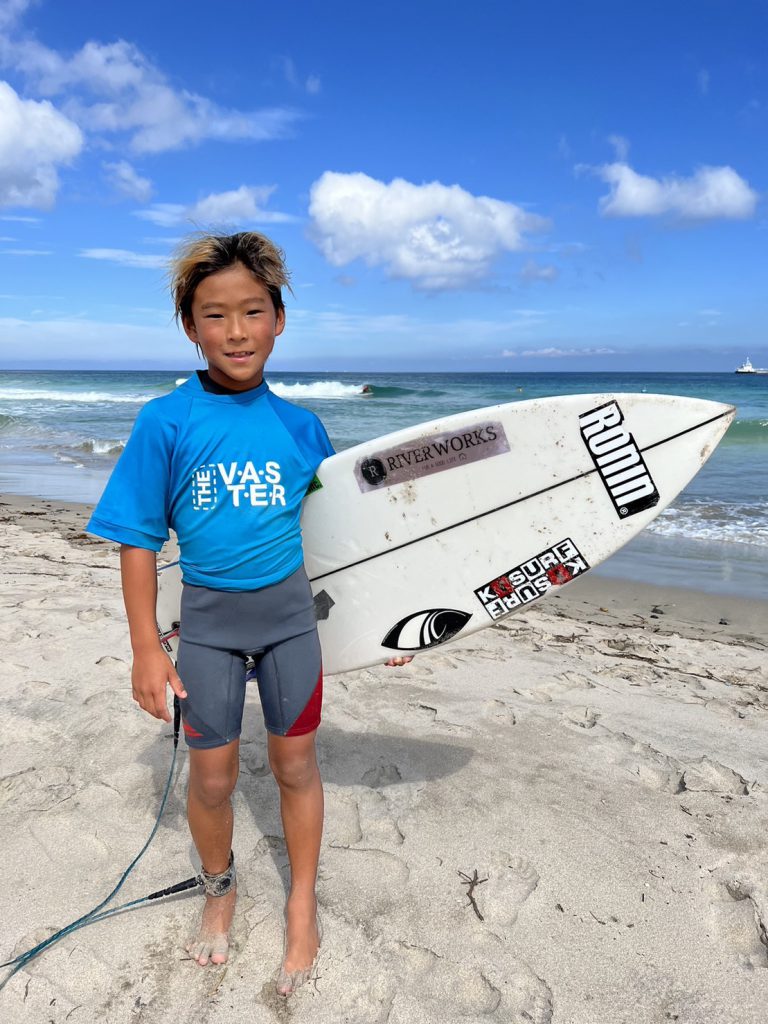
[275,308,286,337]
[182,316,198,343]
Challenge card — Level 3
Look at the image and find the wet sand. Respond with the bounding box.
[1,494,767,1023]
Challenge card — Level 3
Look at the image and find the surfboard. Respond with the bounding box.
[156,393,734,674]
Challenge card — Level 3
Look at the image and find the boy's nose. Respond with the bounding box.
[228,316,248,340]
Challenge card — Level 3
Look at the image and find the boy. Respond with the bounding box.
[88,232,339,994]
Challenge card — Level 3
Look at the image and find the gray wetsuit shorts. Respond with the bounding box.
[176,565,322,749]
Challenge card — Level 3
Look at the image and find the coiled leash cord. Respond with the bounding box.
[0,697,202,993]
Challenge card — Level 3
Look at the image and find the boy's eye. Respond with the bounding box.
[247,308,263,316]
[205,313,223,319]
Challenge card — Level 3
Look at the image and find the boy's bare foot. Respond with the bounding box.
[276,893,320,996]
[186,886,236,966]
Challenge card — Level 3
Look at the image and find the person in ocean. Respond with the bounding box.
[87,231,409,996]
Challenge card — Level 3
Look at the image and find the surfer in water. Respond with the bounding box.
[87,231,410,996]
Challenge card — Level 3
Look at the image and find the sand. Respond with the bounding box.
[1,493,767,1023]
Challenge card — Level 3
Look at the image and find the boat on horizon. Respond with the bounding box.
[735,357,768,375]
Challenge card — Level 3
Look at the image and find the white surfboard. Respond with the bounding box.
[156,393,734,674]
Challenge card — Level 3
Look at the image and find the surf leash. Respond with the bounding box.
[0,697,203,993]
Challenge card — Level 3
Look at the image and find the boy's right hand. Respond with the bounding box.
[131,647,188,722]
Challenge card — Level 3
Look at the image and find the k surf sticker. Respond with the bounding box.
[355,421,509,492]
[475,538,589,621]
[382,608,472,651]
[579,401,659,518]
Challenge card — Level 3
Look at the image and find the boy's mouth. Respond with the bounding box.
[225,351,255,360]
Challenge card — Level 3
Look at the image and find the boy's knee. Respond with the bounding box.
[269,749,317,791]
[189,763,239,807]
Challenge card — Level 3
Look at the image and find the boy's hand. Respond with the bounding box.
[385,655,413,667]
[131,647,187,722]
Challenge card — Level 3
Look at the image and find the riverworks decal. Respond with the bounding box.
[578,401,660,519]
[355,421,509,492]
[474,538,589,621]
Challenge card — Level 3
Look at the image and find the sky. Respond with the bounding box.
[0,0,765,372]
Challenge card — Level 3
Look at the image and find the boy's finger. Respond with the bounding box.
[168,672,188,699]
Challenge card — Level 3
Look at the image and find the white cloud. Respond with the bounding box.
[2,36,300,153]
[278,56,320,95]
[519,260,559,283]
[0,80,82,208]
[591,160,757,221]
[0,247,50,254]
[135,185,295,227]
[309,171,549,290]
[0,0,34,30]
[502,346,616,358]
[607,134,630,162]
[698,69,710,96]
[80,248,167,269]
[103,159,152,202]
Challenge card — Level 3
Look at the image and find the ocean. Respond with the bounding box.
[0,369,765,599]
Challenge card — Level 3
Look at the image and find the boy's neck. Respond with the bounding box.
[196,369,265,396]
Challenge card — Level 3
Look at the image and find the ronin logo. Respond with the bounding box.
[192,460,286,510]
[355,421,509,493]
[381,608,472,651]
[475,538,589,621]
[579,401,659,519]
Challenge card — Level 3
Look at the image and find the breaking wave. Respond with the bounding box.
[270,381,369,400]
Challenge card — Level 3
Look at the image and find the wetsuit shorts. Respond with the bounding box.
[176,565,322,749]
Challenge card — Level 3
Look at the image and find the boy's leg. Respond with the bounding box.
[268,729,324,992]
[186,739,240,966]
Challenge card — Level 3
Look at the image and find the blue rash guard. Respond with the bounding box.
[87,375,334,590]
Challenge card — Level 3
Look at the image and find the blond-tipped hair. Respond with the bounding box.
[170,231,292,323]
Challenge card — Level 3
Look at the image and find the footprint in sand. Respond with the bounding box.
[708,878,768,967]
[95,655,129,672]
[563,706,600,730]
[77,607,112,623]
[477,853,540,932]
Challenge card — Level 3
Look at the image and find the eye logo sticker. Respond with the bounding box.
[382,608,472,651]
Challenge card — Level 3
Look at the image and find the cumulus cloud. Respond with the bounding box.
[80,248,167,269]
[135,185,295,228]
[0,80,82,208]
[103,159,153,202]
[2,36,300,153]
[309,171,549,290]
[590,160,757,221]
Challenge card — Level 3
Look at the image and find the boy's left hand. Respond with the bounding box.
[385,655,413,667]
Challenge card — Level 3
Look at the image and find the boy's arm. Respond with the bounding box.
[120,545,187,723]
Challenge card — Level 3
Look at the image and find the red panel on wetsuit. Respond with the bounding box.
[285,667,323,736]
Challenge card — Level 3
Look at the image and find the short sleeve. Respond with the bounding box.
[87,402,175,551]
[314,416,335,461]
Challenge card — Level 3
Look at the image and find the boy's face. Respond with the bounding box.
[182,262,285,391]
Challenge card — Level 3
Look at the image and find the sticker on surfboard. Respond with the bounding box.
[355,421,509,492]
[382,608,472,651]
[475,538,590,620]
[579,401,659,518]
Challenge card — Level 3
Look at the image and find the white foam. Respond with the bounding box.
[0,388,149,404]
[270,381,366,400]
[647,506,768,547]
[79,438,126,455]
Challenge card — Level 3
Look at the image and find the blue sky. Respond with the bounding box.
[0,0,765,371]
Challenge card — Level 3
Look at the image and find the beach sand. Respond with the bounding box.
[1,494,767,1023]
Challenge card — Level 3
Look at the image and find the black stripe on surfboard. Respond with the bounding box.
[307,409,732,584]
